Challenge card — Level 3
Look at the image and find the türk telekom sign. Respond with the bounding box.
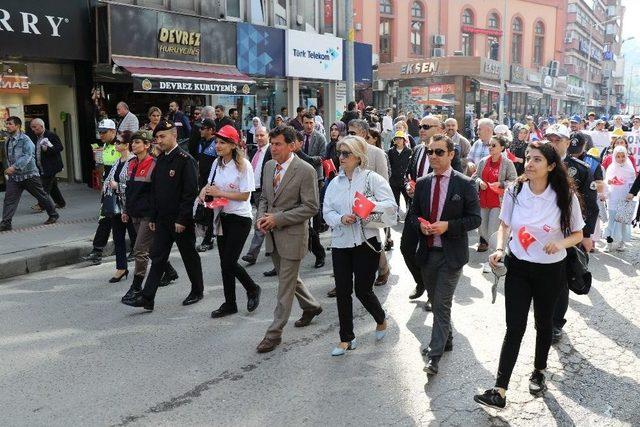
[0,0,90,61]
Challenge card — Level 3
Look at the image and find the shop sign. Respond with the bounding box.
[157,27,201,57]
[133,77,254,96]
[428,84,455,95]
[461,25,502,37]
[0,0,90,61]
[237,23,286,78]
[566,84,585,97]
[481,58,502,79]
[400,61,439,76]
[285,30,343,80]
[553,77,567,92]
[510,65,525,84]
[526,71,541,85]
[0,75,29,94]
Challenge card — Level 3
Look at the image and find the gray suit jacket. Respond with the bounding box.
[366,144,390,181]
[302,131,327,180]
[257,155,319,260]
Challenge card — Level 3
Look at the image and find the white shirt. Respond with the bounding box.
[275,153,295,183]
[252,143,270,189]
[500,182,585,264]
[382,115,394,132]
[207,158,255,218]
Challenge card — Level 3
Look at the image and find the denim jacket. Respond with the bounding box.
[5,132,39,181]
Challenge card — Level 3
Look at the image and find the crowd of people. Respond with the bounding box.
[5,98,640,410]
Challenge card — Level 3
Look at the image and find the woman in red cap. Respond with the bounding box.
[199,125,261,318]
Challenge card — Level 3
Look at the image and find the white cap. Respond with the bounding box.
[98,119,116,131]
[544,123,570,139]
[494,124,513,142]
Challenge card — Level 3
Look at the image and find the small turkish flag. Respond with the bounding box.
[517,226,537,253]
[488,182,505,195]
[506,150,517,162]
[352,191,376,219]
[609,176,625,185]
[205,197,229,209]
[418,217,431,226]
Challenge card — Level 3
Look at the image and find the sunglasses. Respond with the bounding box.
[338,150,353,158]
[489,143,500,148]
[427,148,447,156]
[348,131,357,135]
[420,124,437,130]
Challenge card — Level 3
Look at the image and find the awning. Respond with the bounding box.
[112,55,256,95]
[416,98,460,106]
[526,88,543,100]
[474,78,502,92]
[506,82,541,96]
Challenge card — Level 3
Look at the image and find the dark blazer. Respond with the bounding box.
[248,144,272,190]
[388,146,412,187]
[407,169,481,270]
[28,130,64,177]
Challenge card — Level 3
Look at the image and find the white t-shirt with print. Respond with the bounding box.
[207,158,255,219]
[500,182,585,264]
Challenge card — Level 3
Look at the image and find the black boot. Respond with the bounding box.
[159,263,179,287]
[122,276,144,303]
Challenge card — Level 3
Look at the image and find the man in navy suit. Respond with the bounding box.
[406,134,481,375]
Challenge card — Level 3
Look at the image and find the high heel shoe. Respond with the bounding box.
[109,269,129,283]
[331,339,357,356]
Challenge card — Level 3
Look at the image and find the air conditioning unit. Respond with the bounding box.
[432,35,446,46]
[432,48,445,57]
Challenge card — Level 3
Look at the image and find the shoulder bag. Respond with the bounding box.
[194,161,219,227]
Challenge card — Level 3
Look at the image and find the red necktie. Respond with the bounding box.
[427,175,443,247]
[417,148,428,178]
[304,134,310,153]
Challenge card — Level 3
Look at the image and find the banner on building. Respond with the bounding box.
[285,30,343,80]
[584,130,640,167]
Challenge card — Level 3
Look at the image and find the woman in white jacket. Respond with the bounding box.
[604,145,636,252]
[323,136,398,356]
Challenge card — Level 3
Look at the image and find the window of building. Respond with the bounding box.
[380,18,392,62]
[323,0,335,34]
[302,0,318,32]
[135,0,167,8]
[511,17,523,64]
[487,12,500,60]
[410,1,425,56]
[227,0,242,19]
[461,8,474,55]
[171,0,196,12]
[380,0,392,15]
[533,21,545,66]
[274,0,288,27]
[488,12,499,29]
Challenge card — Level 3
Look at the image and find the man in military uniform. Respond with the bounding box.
[122,120,204,311]
[545,124,599,343]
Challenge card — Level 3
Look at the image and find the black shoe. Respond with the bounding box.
[474,389,506,409]
[122,276,144,302]
[263,268,277,277]
[159,271,179,287]
[109,269,129,283]
[529,370,547,395]
[44,214,59,225]
[242,254,257,265]
[0,222,12,232]
[423,299,433,312]
[247,286,261,312]
[326,287,336,298]
[55,204,66,209]
[211,303,238,318]
[384,240,394,251]
[314,257,325,268]
[197,242,214,252]
[81,250,102,264]
[409,286,424,299]
[551,327,562,344]
[423,357,440,375]
[121,294,154,311]
[182,293,203,306]
[445,339,453,352]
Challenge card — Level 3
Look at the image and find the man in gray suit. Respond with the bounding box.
[256,125,323,353]
[348,119,392,286]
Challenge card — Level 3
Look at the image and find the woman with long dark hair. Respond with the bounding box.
[474,141,584,409]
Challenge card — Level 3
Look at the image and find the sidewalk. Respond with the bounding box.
[0,182,108,280]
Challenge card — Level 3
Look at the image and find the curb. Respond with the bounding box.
[0,241,115,281]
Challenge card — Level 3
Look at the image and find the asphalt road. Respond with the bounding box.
[1,226,639,426]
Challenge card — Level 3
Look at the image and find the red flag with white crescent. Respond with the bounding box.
[352,191,376,219]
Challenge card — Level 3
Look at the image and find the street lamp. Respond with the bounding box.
[584,15,619,113]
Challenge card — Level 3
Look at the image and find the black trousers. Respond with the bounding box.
[111,214,128,270]
[400,220,424,291]
[552,281,569,330]
[216,213,259,306]
[308,220,325,260]
[40,175,66,207]
[142,218,204,300]
[391,184,411,209]
[92,215,137,252]
[332,238,386,342]
[495,254,566,389]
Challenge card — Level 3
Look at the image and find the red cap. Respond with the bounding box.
[215,125,240,144]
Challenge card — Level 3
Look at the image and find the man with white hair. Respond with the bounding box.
[468,118,495,169]
[116,101,139,133]
[28,118,66,210]
[444,118,471,173]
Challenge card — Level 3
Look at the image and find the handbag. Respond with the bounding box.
[101,193,121,217]
[614,199,638,224]
[565,246,591,295]
[360,171,397,229]
[193,161,219,227]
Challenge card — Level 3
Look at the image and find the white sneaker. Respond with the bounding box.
[482,263,492,273]
[604,242,614,253]
[617,242,625,252]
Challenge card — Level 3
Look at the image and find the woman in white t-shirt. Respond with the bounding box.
[474,141,584,410]
[199,125,261,319]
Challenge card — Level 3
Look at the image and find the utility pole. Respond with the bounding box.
[498,0,507,124]
[344,0,355,103]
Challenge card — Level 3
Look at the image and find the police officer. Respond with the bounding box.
[122,119,204,311]
[545,124,598,343]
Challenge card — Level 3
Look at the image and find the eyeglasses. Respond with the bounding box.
[426,148,447,156]
[420,124,437,130]
[338,150,353,158]
[347,131,357,135]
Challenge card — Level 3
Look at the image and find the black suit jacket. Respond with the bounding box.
[248,145,272,190]
[407,169,481,270]
[28,130,64,177]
